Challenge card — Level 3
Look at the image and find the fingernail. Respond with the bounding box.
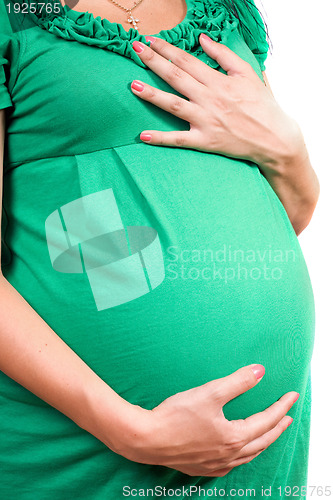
[200,33,213,43]
[250,364,265,380]
[132,41,145,53]
[287,418,293,427]
[140,133,152,142]
[131,80,145,92]
[293,393,300,404]
[145,36,156,44]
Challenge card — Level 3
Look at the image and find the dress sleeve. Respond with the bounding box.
[0,1,15,110]
[232,0,270,72]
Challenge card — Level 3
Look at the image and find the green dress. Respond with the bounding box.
[0,0,315,498]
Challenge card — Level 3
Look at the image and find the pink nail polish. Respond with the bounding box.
[287,418,293,427]
[140,133,152,142]
[145,36,156,44]
[293,393,300,404]
[132,41,145,53]
[250,364,265,380]
[201,33,213,42]
[131,80,145,92]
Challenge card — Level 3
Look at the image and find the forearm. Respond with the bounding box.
[0,274,147,454]
[256,76,320,235]
[258,141,320,236]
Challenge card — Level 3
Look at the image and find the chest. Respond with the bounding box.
[59,0,188,35]
[6,16,263,165]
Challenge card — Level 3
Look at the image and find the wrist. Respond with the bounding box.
[256,118,307,175]
[266,146,320,204]
[76,376,154,458]
[257,141,320,235]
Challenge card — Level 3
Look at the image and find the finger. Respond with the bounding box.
[132,41,206,101]
[225,450,262,468]
[204,364,266,407]
[139,129,200,149]
[238,391,299,443]
[199,33,259,80]
[204,414,293,472]
[130,80,201,123]
[237,414,293,458]
[145,36,225,86]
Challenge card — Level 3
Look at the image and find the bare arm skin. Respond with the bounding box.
[261,71,320,235]
[0,110,147,455]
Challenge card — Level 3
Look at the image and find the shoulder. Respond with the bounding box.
[0,0,24,111]
[228,0,270,71]
[1,0,14,38]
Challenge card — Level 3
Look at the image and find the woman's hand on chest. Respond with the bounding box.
[130,34,304,172]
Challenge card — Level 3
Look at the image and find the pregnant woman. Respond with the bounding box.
[0,0,319,498]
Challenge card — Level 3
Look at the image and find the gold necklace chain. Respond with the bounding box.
[107,0,145,31]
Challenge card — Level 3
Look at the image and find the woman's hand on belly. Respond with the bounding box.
[130,36,320,235]
[116,364,299,477]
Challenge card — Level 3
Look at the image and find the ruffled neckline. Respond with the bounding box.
[33,0,240,69]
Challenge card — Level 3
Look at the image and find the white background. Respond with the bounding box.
[259,0,332,488]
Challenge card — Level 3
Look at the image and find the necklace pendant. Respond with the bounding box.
[127,13,140,30]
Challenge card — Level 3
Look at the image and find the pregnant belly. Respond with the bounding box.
[1,146,315,421]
